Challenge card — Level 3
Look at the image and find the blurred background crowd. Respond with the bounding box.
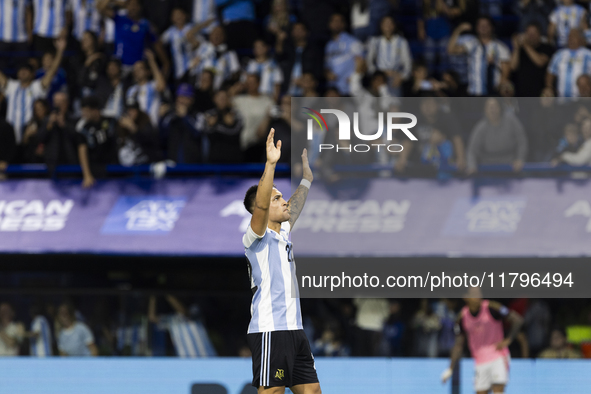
[3,0,591,184]
[2,292,591,359]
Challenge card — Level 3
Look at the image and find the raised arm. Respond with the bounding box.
[144,49,166,92]
[251,129,281,236]
[165,295,188,317]
[287,149,313,231]
[41,38,67,90]
[447,23,471,55]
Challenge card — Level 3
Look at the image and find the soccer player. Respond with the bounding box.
[441,287,524,394]
[242,129,320,394]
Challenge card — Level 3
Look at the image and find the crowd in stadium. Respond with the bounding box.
[1,296,590,358]
[2,0,591,183]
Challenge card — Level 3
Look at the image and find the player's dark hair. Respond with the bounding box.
[244,185,258,214]
[243,184,278,214]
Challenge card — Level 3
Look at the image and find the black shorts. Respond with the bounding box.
[247,330,319,388]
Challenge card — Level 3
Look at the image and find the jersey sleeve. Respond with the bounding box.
[548,51,561,75]
[243,225,265,248]
[3,79,17,95]
[498,42,510,62]
[458,35,477,53]
[161,28,171,44]
[31,79,48,99]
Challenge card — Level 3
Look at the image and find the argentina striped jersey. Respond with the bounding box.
[126,81,161,126]
[245,58,283,97]
[550,5,586,48]
[3,79,47,144]
[69,0,102,41]
[33,0,67,38]
[30,316,52,357]
[244,221,303,334]
[0,0,31,43]
[548,47,591,97]
[161,24,194,79]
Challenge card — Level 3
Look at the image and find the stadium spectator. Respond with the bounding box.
[275,21,323,97]
[76,31,107,99]
[126,50,167,126]
[97,0,170,77]
[215,0,258,50]
[190,26,240,91]
[351,0,397,42]
[555,118,591,166]
[434,299,458,357]
[551,123,582,164]
[233,73,273,162]
[402,96,466,172]
[161,8,194,83]
[56,303,98,356]
[21,98,50,164]
[27,303,53,357]
[352,298,390,356]
[382,300,405,357]
[325,13,363,96]
[0,38,66,147]
[0,302,24,356]
[37,92,78,174]
[264,0,297,45]
[577,74,591,98]
[545,28,591,98]
[411,299,441,358]
[0,120,16,172]
[510,22,553,97]
[0,0,32,71]
[192,69,215,113]
[300,72,320,97]
[548,0,587,48]
[148,295,217,357]
[76,95,117,188]
[313,326,348,357]
[160,84,205,163]
[245,39,283,101]
[417,0,455,77]
[35,48,68,101]
[466,97,528,174]
[32,0,68,53]
[366,16,412,96]
[515,0,554,35]
[523,299,552,357]
[447,17,511,96]
[538,328,582,358]
[116,99,161,166]
[203,88,243,163]
[69,0,103,44]
[96,58,124,118]
[191,0,218,35]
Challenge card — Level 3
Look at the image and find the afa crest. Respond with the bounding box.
[274,369,284,380]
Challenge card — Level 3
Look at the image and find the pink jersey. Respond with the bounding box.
[461,300,509,365]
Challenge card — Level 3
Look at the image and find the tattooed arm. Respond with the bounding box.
[288,149,313,231]
[251,129,281,236]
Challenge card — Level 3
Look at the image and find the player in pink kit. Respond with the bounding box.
[441,288,523,394]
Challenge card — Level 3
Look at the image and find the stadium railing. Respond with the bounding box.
[4,162,591,177]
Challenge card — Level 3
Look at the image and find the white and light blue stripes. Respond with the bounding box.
[366,35,412,79]
[30,316,52,357]
[245,59,283,97]
[126,81,161,126]
[549,4,586,48]
[0,0,30,43]
[192,0,217,33]
[33,0,67,38]
[458,35,510,96]
[548,47,591,97]
[3,79,47,144]
[168,315,217,358]
[69,0,101,41]
[161,24,194,79]
[244,222,303,334]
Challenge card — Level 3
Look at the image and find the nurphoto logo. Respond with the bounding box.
[303,107,418,153]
